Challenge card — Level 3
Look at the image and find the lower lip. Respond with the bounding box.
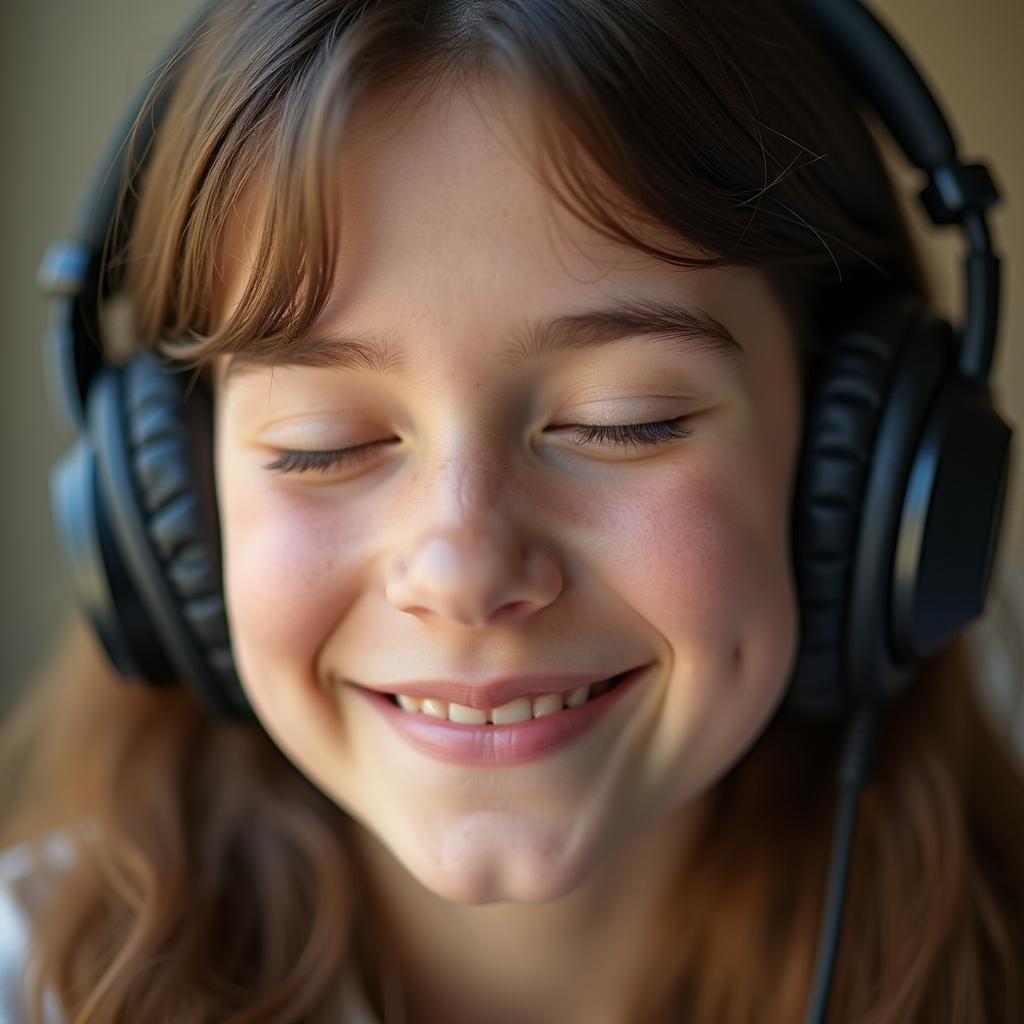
[349,665,653,766]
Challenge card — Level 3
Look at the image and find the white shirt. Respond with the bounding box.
[0,833,68,1023]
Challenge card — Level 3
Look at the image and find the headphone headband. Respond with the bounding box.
[37,0,1003,415]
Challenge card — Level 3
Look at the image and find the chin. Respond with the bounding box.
[393,833,602,906]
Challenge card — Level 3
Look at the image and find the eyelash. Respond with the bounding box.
[262,418,695,475]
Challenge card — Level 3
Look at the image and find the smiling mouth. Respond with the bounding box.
[385,669,633,724]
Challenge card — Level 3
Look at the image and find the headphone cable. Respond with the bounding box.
[802,703,881,1024]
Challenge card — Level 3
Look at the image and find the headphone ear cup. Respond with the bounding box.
[51,432,177,685]
[786,290,1014,721]
[786,294,929,719]
[885,333,1014,666]
[56,352,255,722]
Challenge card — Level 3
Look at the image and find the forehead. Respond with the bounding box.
[213,76,794,388]
[217,75,692,299]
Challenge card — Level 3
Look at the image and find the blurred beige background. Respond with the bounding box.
[1,1,1022,707]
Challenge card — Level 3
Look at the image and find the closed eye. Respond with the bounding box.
[262,417,694,475]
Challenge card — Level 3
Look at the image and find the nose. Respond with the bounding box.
[385,523,563,628]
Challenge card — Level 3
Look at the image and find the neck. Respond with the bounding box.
[346,794,714,1024]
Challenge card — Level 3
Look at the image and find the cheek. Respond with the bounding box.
[587,457,794,649]
[587,436,799,771]
[217,462,360,691]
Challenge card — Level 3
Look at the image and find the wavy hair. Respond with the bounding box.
[2,1,1023,1020]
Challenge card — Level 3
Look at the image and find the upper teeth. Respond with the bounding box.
[395,678,615,724]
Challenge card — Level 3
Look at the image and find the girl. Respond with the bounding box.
[2,0,1023,1021]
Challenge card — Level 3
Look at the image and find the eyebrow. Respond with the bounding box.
[222,296,744,383]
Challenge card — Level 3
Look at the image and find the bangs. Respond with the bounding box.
[120,0,914,380]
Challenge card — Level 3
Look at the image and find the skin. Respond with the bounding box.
[212,77,803,1024]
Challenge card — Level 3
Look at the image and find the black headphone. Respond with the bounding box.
[35,2,1015,1020]
[37,0,1013,725]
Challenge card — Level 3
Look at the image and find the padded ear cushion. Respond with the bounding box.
[51,431,177,685]
[90,352,256,722]
[784,292,937,719]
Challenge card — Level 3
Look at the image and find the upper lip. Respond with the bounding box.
[352,668,643,710]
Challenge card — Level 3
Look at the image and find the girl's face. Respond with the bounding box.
[212,79,803,903]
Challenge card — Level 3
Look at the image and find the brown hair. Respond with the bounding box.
[2,1,1023,1020]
